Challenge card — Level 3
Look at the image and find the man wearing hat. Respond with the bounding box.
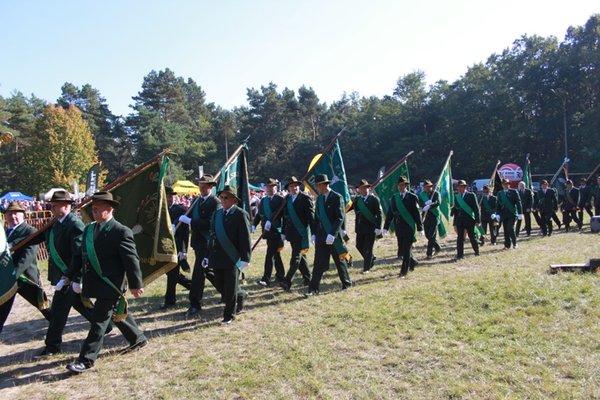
[561,179,582,232]
[160,187,192,310]
[305,174,352,295]
[516,181,534,237]
[594,176,600,217]
[536,180,559,236]
[478,185,498,246]
[383,176,424,277]
[0,201,51,333]
[493,178,523,249]
[417,180,442,260]
[31,190,96,358]
[205,185,251,323]
[252,178,286,287]
[178,174,221,318]
[279,176,313,291]
[577,178,593,225]
[349,179,382,272]
[66,191,147,373]
[452,180,480,260]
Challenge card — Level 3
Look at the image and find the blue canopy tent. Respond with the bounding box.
[0,192,34,202]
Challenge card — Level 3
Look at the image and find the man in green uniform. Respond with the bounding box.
[494,178,523,249]
[453,180,480,260]
[349,179,382,272]
[417,180,442,260]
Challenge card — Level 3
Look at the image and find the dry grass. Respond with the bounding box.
[1,217,599,399]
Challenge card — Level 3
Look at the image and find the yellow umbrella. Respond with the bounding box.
[172,180,200,195]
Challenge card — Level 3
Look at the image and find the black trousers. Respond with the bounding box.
[189,247,216,309]
[395,235,414,276]
[540,211,554,236]
[552,212,562,227]
[283,239,311,287]
[501,216,517,248]
[17,281,52,321]
[309,241,352,292]
[45,285,94,352]
[164,264,191,305]
[578,205,593,224]
[261,235,285,282]
[515,212,531,236]
[0,294,16,335]
[456,222,479,258]
[355,231,376,271]
[562,210,582,231]
[424,223,441,257]
[78,297,146,365]
[480,220,498,244]
[213,268,239,321]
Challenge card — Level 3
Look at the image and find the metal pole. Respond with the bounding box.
[562,98,568,160]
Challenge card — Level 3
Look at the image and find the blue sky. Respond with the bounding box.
[1,1,598,117]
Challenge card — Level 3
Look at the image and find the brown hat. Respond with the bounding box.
[482,184,490,191]
[285,176,302,188]
[541,179,549,184]
[197,174,217,186]
[501,178,510,184]
[397,176,409,185]
[165,186,176,196]
[357,179,371,188]
[457,180,468,186]
[423,179,433,187]
[566,179,573,185]
[4,201,25,213]
[265,178,279,187]
[49,190,73,203]
[314,174,330,185]
[580,178,587,183]
[217,185,239,200]
[91,191,120,207]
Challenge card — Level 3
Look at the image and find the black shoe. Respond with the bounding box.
[302,278,311,286]
[66,361,93,374]
[221,318,234,325]
[303,290,318,298]
[34,347,60,359]
[256,279,269,287]
[119,339,148,355]
[185,307,201,319]
[279,281,291,292]
[236,296,245,315]
[474,252,480,256]
[159,303,176,310]
[342,283,352,290]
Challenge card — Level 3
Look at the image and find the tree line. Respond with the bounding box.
[1,15,599,196]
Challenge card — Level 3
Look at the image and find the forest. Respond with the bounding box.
[1,14,599,195]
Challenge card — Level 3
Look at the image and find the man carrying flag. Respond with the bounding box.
[305,174,352,296]
[252,178,286,287]
[453,180,481,260]
[494,178,523,249]
[383,176,424,277]
[479,185,498,246]
[349,179,382,273]
[516,181,534,237]
[279,177,313,292]
[417,179,442,260]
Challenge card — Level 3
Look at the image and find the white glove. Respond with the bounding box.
[325,234,335,245]
[238,261,249,271]
[72,282,82,294]
[518,214,523,221]
[422,205,431,212]
[264,221,272,231]
[491,213,497,220]
[311,235,316,245]
[178,252,187,260]
[425,200,432,206]
[343,230,347,236]
[374,228,382,236]
[382,229,389,236]
[495,215,501,222]
[419,230,425,237]
[54,278,66,291]
[280,234,286,242]
[201,258,209,268]
[179,215,192,225]
[171,224,176,233]
[251,225,257,233]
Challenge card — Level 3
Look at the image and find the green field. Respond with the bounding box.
[1,220,599,400]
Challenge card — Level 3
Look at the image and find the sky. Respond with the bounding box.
[1,1,598,117]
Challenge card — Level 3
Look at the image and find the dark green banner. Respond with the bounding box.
[0,223,17,306]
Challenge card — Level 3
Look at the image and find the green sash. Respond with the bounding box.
[48,228,68,274]
[85,223,128,321]
[418,192,447,238]
[0,229,17,306]
[287,197,310,250]
[261,196,281,233]
[356,196,376,224]
[214,209,243,271]
[481,196,494,215]
[498,191,516,215]
[393,193,417,242]
[455,194,484,235]
[317,195,349,258]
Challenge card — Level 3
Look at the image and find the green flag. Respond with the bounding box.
[216,143,251,215]
[374,161,410,218]
[523,157,532,190]
[305,140,351,207]
[80,156,177,285]
[435,158,454,223]
[0,216,18,306]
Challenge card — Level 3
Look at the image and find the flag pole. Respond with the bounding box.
[421,150,453,220]
[371,150,415,190]
[550,157,570,185]
[584,161,600,184]
[251,128,347,251]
